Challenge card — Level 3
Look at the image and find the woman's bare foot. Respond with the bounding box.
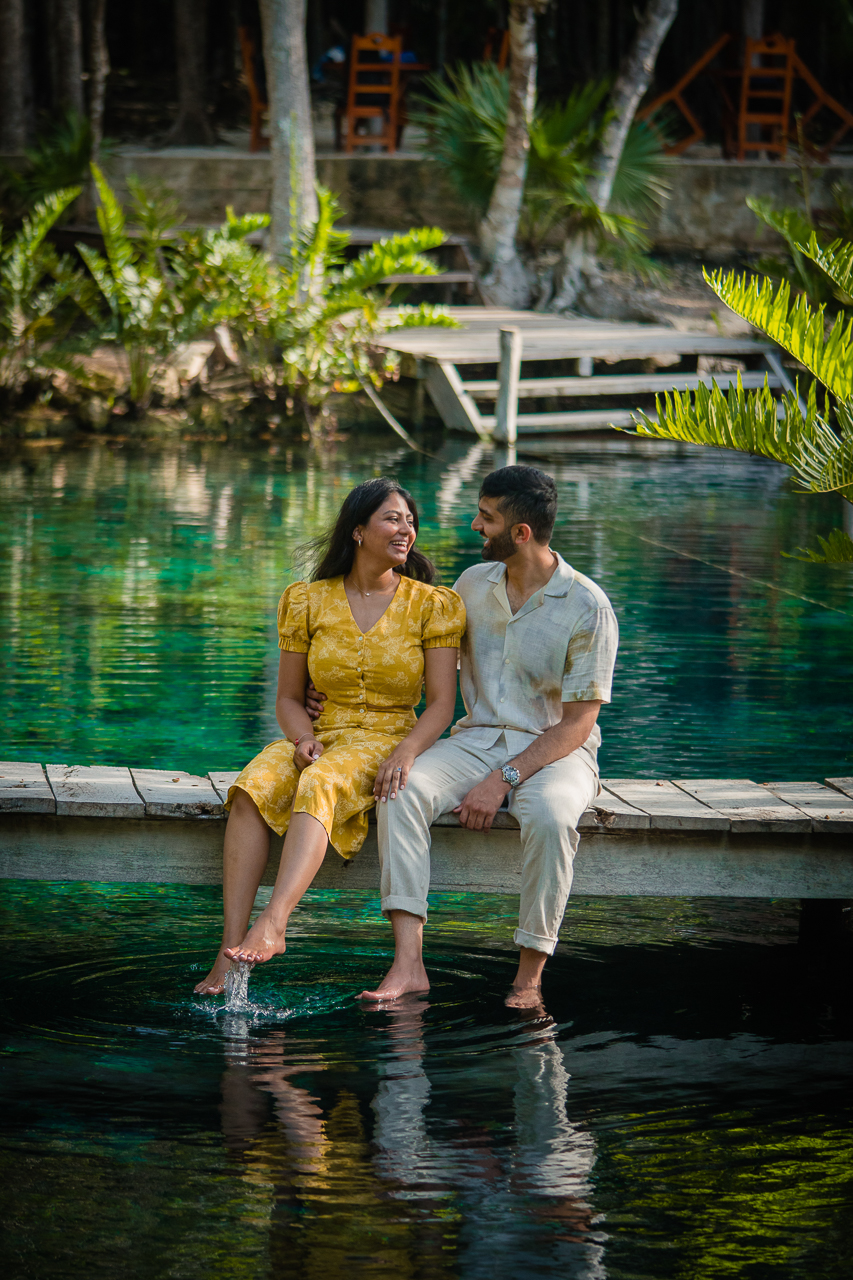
[357,960,430,1001]
[194,948,233,995]
[224,909,288,965]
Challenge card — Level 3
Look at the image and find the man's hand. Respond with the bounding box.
[306,680,327,721]
[454,770,510,832]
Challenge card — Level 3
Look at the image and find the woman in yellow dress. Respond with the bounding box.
[195,477,465,995]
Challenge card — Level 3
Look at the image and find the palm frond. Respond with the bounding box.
[704,267,853,400]
[609,122,671,217]
[91,163,134,279]
[786,529,853,563]
[797,232,853,300]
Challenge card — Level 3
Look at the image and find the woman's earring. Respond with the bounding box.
[356,536,362,546]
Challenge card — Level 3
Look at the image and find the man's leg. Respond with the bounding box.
[507,750,598,1006]
[359,735,498,1000]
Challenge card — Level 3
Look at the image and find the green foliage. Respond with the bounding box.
[787,528,853,562]
[626,233,853,563]
[750,188,853,308]
[0,186,93,399]
[181,186,456,435]
[78,165,217,408]
[414,63,668,266]
[1,112,97,217]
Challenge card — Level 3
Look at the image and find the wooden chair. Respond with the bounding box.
[637,33,731,155]
[238,26,268,152]
[483,28,510,70]
[344,33,401,154]
[734,33,796,160]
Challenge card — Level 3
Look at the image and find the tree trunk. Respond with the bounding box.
[478,0,540,309]
[165,0,214,145]
[259,0,318,260]
[588,0,679,211]
[88,0,110,158]
[552,0,678,311]
[50,0,85,116]
[0,0,28,151]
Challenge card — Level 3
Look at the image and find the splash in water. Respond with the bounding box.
[223,960,255,1010]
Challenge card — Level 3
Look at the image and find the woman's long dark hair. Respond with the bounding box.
[304,478,436,584]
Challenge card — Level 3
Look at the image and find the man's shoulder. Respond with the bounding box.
[452,562,498,597]
[561,562,614,615]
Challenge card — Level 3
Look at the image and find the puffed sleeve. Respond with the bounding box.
[422,585,466,649]
[277,581,310,652]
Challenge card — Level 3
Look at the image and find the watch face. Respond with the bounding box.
[503,765,520,785]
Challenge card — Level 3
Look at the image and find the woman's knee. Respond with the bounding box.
[229,786,264,823]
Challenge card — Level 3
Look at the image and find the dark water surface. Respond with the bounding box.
[1,433,851,777]
[2,883,852,1279]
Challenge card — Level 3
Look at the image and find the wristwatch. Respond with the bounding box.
[501,763,521,788]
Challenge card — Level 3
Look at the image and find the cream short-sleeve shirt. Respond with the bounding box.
[451,553,619,768]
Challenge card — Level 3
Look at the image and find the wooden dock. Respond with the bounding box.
[377,308,796,440]
[2,762,852,902]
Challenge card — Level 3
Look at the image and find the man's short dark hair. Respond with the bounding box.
[479,465,558,544]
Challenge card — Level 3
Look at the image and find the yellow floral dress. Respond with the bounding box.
[227,575,465,857]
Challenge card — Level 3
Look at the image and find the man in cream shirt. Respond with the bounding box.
[360,464,619,1007]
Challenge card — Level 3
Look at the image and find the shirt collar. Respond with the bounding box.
[485,551,575,613]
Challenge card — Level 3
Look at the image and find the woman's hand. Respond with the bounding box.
[373,746,416,803]
[294,736,324,772]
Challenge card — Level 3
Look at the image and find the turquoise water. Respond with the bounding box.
[0,434,851,778]
[2,882,851,1278]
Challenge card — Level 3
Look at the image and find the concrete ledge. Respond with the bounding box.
[2,813,852,898]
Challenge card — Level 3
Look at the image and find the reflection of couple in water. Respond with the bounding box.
[196,464,618,1007]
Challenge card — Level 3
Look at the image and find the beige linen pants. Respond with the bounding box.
[376,730,598,954]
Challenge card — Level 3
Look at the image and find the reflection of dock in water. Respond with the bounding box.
[3,764,852,913]
[376,307,794,441]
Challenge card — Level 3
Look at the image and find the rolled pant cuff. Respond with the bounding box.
[381,895,428,921]
[514,927,557,955]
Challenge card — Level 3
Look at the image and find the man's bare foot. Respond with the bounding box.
[224,909,288,965]
[504,984,544,1010]
[357,961,430,1002]
[194,948,233,995]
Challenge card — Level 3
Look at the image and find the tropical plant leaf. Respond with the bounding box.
[797,232,853,300]
[785,528,853,563]
[381,304,459,329]
[90,163,135,279]
[704,267,853,400]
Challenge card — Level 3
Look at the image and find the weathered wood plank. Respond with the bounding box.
[826,777,853,801]
[763,782,853,834]
[0,761,56,815]
[602,778,729,831]
[130,768,223,818]
[479,409,640,432]
[45,764,145,818]
[208,771,240,803]
[424,360,489,436]
[464,371,782,399]
[582,787,650,831]
[673,779,811,833]
[2,814,852,899]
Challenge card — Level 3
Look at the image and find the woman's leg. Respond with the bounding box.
[194,787,272,994]
[225,812,329,964]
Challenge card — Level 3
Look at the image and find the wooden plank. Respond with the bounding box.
[208,771,241,803]
[3,813,852,898]
[386,334,773,364]
[602,778,730,831]
[826,777,853,801]
[45,764,145,818]
[580,787,650,831]
[130,768,224,818]
[381,271,474,285]
[0,761,56,814]
[424,360,489,437]
[479,409,640,432]
[673,778,811,833]
[763,781,853,834]
[463,371,782,399]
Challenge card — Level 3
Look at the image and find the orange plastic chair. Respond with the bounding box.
[344,33,401,154]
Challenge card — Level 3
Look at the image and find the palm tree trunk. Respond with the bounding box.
[88,0,110,158]
[0,0,28,151]
[552,0,678,310]
[479,0,541,309]
[165,0,214,145]
[588,0,679,210]
[259,0,318,261]
[50,0,85,116]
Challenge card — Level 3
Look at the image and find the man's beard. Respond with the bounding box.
[480,528,516,562]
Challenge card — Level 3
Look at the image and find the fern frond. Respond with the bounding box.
[797,233,853,300]
[786,529,853,563]
[90,162,135,278]
[705,267,853,400]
